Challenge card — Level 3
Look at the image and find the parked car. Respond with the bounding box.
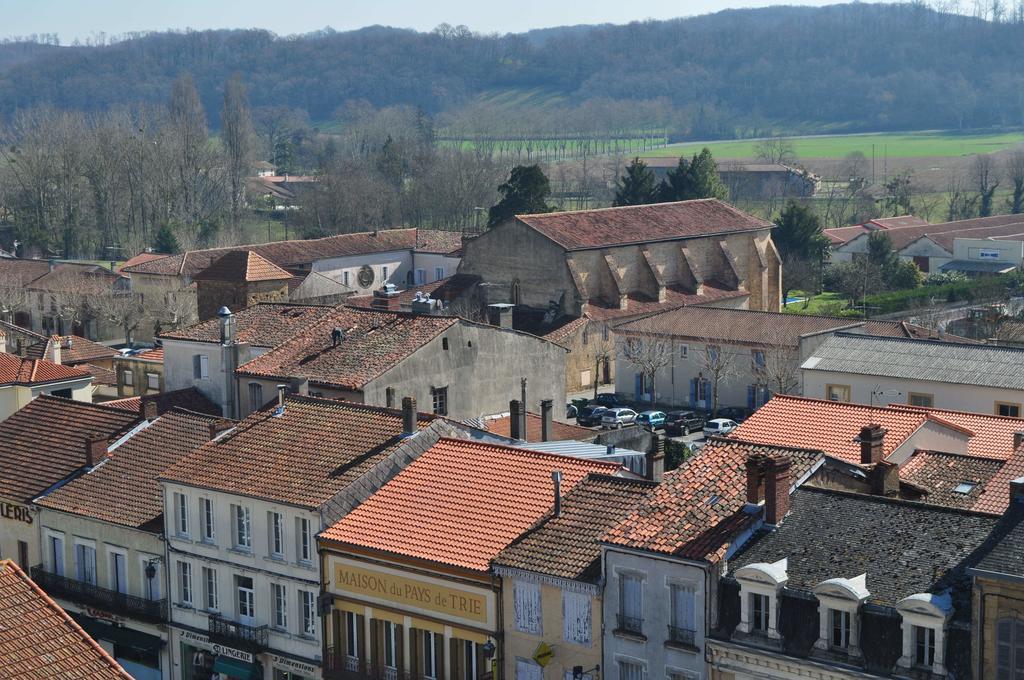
[593,393,624,408]
[601,407,638,429]
[566,403,579,420]
[576,405,609,427]
[664,411,707,436]
[703,418,739,437]
[715,407,749,423]
[635,411,667,430]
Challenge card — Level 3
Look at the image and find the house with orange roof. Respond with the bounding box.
[318,437,623,680]
[0,350,95,420]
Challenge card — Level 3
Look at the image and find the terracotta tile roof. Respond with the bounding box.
[898,451,1004,511]
[192,250,293,282]
[104,387,222,418]
[236,307,458,390]
[321,438,620,571]
[541,316,588,343]
[26,263,123,292]
[122,228,457,277]
[824,225,870,245]
[160,302,335,347]
[160,395,437,508]
[860,213,1024,251]
[866,215,930,230]
[515,199,773,251]
[730,395,931,464]
[584,284,749,322]
[37,410,221,530]
[475,412,596,442]
[414,229,463,255]
[603,439,822,560]
[0,396,140,502]
[117,252,169,272]
[0,319,46,344]
[0,560,132,678]
[0,259,54,286]
[29,336,119,364]
[134,347,164,362]
[494,474,655,581]
[974,448,1024,515]
[899,405,1024,460]
[0,352,91,387]
[83,363,117,386]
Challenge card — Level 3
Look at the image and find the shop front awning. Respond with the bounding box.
[69,612,164,652]
[212,655,261,679]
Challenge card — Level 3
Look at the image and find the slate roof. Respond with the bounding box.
[516,199,773,252]
[0,396,140,503]
[614,306,947,347]
[122,228,462,277]
[0,352,91,387]
[236,307,459,390]
[192,250,293,282]
[104,387,222,418]
[730,486,1002,609]
[494,474,655,582]
[321,438,620,572]
[160,302,335,348]
[971,503,1024,579]
[604,439,822,560]
[37,409,221,530]
[803,333,1024,390]
[898,451,1004,511]
[0,560,131,679]
[159,395,437,509]
[473,412,597,442]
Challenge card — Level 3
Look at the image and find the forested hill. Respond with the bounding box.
[2,3,1024,136]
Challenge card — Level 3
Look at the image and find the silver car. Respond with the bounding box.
[601,407,638,429]
[703,418,738,437]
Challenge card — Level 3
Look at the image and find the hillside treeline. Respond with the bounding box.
[1,4,1024,137]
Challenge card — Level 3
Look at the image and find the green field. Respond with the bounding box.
[643,130,1024,160]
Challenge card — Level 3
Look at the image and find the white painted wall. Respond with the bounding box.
[163,339,269,416]
[312,250,411,292]
[953,237,1024,265]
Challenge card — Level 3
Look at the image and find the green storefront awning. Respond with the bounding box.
[212,655,261,679]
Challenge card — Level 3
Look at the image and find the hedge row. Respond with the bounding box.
[862,272,1019,314]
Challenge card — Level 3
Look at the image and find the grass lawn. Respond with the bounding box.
[642,130,1024,160]
[780,291,857,316]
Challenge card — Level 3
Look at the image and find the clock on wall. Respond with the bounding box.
[357,264,375,288]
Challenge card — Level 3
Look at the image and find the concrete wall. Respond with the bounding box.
[0,494,39,571]
[410,253,461,286]
[562,320,615,395]
[954,238,1024,266]
[801,367,1024,418]
[163,339,268,416]
[603,547,708,680]
[115,357,164,398]
[312,250,411,293]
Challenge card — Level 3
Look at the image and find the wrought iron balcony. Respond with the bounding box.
[208,613,269,653]
[324,649,412,680]
[616,613,644,636]
[667,624,697,647]
[30,565,167,623]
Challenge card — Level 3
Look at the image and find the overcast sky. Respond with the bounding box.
[2,0,871,42]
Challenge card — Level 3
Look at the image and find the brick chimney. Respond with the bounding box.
[50,340,61,365]
[859,424,887,465]
[871,459,900,497]
[540,399,553,442]
[509,400,523,440]
[142,397,159,421]
[746,455,765,505]
[764,455,792,525]
[84,435,107,468]
[0,332,5,354]
[208,418,234,440]
[401,397,417,436]
[645,433,665,483]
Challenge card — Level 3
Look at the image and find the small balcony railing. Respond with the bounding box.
[30,565,167,623]
[208,613,269,652]
[324,649,414,680]
[667,624,696,647]
[616,613,644,635]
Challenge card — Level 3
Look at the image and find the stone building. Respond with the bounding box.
[457,199,781,393]
[192,251,293,322]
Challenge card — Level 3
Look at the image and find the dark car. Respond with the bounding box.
[592,393,624,408]
[664,411,707,436]
[715,407,750,423]
[576,405,609,427]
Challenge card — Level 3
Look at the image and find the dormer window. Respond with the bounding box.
[896,592,951,675]
[831,609,851,649]
[751,593,769,632]
[813,574,869,658]
[734,558,788,640]
[914,625,936,667]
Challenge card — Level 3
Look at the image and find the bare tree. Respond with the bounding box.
[972,154,1001,217]
[947,174,979,221]
[753,346,801,396]
[221,75,256,228]
[754,137,797,165]
[89,288,145,344]
[695,340,739,417]
[619,334,673,406]
[1006,150,1024,214]
[0,282,31,324]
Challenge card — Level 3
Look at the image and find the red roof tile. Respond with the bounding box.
[192,250,293,283]
[321,438,620,571]
[0,352,91,386]
[477,412,596,442]
[117,252,170,272]
[898,405,1024,460]
[37,410,221,529]
[974,447,1024,514]
[160,303,335,348]
[0,560,132,678]
[134,347,164,362]
[898,451,1004,511]
[160,396,437,508]
[0,396,140,502]
[516,199,773,252]
[236,307,458,390]
[28,336,119,364]
[103,387,221,418]
[603,438,822,560]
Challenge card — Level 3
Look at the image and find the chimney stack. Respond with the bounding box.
[746,455,765,505]
[218,307,235,345]
[551,470,563,517]
[142,397,158,421]
[871,459,900,497]
[50,340,61,365]
[488,304,514,329]
[859,424,887,465]
[273,384,286,416]
[84,435,107,468]
[1014,432,1024,450]
[402,397,417,436]
[509,400,523,440]
[540,399,553,442]
[208,419,234,440]
[763,455,792,525]
[645,433,665,483]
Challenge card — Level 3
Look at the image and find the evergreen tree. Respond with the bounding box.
[658,148,728,202]
[487,165,552,227]
[613,158,658,206]
[772,201,829,304]
[153,224,180,254]
[866,230,897,268]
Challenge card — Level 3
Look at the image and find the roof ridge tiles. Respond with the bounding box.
[796,484,1003,518]
[516,197,718,220]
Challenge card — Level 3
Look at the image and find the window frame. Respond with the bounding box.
[345,610,359,657]
[562,589,592,646]
[913,624,936,667]
[382,620,398,669]
[297,516,313,563]
[431,386,448,416]
[751,592,770,632]
[200,497,215,543]
[46,531,65,577]
[997,401,1022,418]
[74,539,97,586]
[826,383,852,403]
[301,589,316,636]
[232,504,252,551]
[272,582,288,630]
[108,547,129,594]
[269,511,285,559]
[178,560,193,607]
[174,492,189,537]
[203,566,218,612]
[435,266,445,282]
[123,370,134,386]
[830,608,851,649]
[513,580,542,634]
[908,392,934,408]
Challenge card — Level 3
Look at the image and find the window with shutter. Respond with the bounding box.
[515,659,543,680]
[618,660,643,680]
[619,573,644,632]
[514,581,542,634]
[669,583,696,646]
[996,618,1024,680]
[562,590,591,645]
